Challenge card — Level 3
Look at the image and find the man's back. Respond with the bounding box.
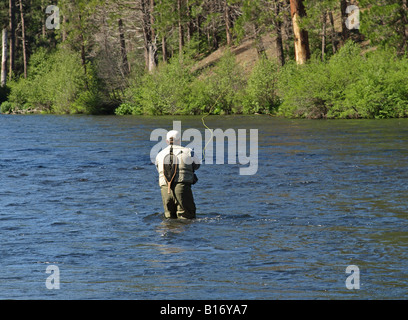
[155,130,200,219]
[156,144,200,186]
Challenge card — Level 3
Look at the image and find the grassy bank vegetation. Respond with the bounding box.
[1,0,407,119]
[3,41,407,119]
[278,43,408,119]
[115,42,408,119]
[0,46,113,115]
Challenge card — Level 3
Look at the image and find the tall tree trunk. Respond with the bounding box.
[141,0,157,72]
[177,0,184,55]
[77,13,88,90]
[328,11,337,54]
[274,0,285,66]
[224,0,232,46]
[141,0,150,70]
[158,0,168,62]
[9,0,16,79]
[186,0,193,43]
[79,33,88,90]
[289,0,310,64]
[19,0,27,78]
[147,45,156,71]
[211,21,218,49]
[282,0,292,58]
[162,36,168,62]
[196,14,201,52]
[149,0,157,71]
[118,19,130,75]
[208,0,218,50]
[340,0,350,45]
[321,11,327,61]
[62,14,67,42]
[1,29,7,87]
[401,0,408,53]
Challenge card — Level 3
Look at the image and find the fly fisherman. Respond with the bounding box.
[155,130,200,219]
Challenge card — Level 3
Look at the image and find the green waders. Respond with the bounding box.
[160,183,196,219]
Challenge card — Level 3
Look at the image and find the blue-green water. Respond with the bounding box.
[0,114,407,299]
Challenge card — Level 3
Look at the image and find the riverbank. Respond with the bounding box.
[1,42,408,119]
[1,104,48,115]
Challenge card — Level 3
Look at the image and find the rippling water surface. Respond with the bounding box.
[0,114,407,299]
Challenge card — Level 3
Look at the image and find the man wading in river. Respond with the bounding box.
[155,130,200,219]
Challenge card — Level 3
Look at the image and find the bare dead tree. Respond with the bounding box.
[19,0,27,78]
[1,28,7,87]
[290,0,310,64]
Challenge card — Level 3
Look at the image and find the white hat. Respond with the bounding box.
[166,130,180,141]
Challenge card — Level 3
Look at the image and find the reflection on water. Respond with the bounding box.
[156,219,194,239]
[0,115,407,299]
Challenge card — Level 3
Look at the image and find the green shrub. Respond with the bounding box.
[186,51,248,115]
[1,101,15,113]
[277,41,408,119]
[138,56,193,115]
[115,103,143,115]
[188,74,215,115]
[189,50,246,115]
[277,57,331,118]
[70,89,101,114]
[115,56,194,116]
[0,85,10,105]
[341,48,408,118]
[242,56,280,114]
[6,46,105,114]
[208,50,246,114]
[7,78,31,108]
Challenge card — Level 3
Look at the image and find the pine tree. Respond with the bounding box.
[360,0,408,54]
[9,0,16,79]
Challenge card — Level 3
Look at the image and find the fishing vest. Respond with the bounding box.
[156,145,196,187]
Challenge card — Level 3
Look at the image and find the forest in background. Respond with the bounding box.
[0,0,407,119]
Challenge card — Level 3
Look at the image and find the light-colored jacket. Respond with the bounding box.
[155,145,200,186]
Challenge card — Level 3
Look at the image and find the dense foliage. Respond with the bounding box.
[278,42,408,118]
[0,0,407,118]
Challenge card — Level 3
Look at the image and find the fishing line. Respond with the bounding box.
[201,113,213,163]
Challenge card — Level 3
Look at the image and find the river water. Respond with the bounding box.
[0,114,407,300]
